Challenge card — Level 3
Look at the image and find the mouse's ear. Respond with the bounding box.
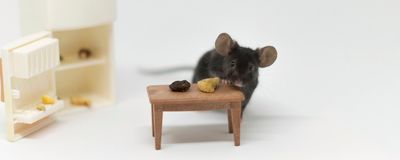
[258,46,277,68]
[215,33,237,56]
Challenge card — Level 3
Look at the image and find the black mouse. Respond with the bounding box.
[192,33,278,115]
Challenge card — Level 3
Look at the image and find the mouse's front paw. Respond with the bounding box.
[221,79,229,85]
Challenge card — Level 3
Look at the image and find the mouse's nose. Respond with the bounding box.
[230,71,240,80]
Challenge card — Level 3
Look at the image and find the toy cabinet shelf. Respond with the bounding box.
[14,100,64,124]
[53,24,111,73]
[52,24,114,107]
[0,0,116,141]
[56,58,106,72]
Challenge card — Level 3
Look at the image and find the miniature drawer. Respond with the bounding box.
[47,0,116,30]
[12,38,60,79]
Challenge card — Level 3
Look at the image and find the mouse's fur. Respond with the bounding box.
[192,33,277,115]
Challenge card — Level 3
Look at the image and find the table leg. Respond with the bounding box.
[227,109,233,133]
[230,102,241,146]
[154,108,163,150]
[151,104,155,137]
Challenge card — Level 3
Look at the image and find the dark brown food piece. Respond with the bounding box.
[169,80,191,92]
[78,48,92,59]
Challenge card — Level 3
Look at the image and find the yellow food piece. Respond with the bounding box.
[197,77,220,93]
[70,97,92,107]
[41,95,55,104]
[36,104,46,111]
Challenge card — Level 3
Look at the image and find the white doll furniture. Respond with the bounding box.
[0,0,116,141]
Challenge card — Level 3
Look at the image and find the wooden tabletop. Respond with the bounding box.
[147,84,244,104]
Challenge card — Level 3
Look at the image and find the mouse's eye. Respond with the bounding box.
[230,61,236,68]
[248,65,254,71]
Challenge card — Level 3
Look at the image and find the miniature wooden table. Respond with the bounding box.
[147,84,245,150]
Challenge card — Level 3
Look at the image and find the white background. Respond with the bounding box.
[0,0,399,159]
